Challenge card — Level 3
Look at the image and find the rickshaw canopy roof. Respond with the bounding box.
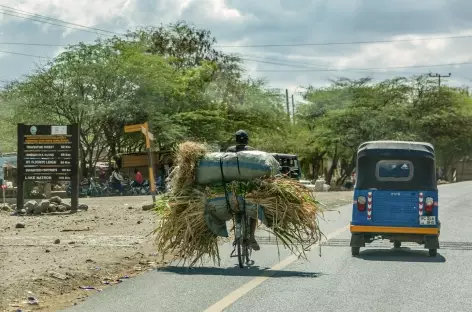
[355,140,436,190]
[357,141,434,158]
[271,153,299,159]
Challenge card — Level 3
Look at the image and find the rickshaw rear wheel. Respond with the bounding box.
[393,241,401,248]
[429,249,437,257]
[351,247,360,256]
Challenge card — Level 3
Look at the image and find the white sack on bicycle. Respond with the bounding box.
[196,151,281,185]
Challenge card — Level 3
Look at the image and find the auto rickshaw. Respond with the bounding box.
[271,153,301,180]
[350,140,440,257]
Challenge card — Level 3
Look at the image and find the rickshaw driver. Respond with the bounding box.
[226,130,260,251]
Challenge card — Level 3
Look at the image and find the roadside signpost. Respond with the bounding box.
[2,184,6,205]
[17,124,80,210]
[124,122,156,201]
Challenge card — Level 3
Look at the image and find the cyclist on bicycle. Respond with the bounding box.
[226,130,260,251]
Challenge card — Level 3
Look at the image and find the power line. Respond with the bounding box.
[0,44,455,76]
[0,5,121,35]
[238,56,424,76]
[0,44,457,76]
[0,49,50,58]
[253,61,472,72]
[0,10,106,36]
[240,55,328,68]
[0,5,122,36]
[0,45,469,76]
[429,72,451,87]
[218,34,472,48]
[0,42,66,47]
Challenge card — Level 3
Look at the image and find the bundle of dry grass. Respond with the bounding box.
[247,178,325,259]
[154,189,221,267]
[169,141,208,194]
[154,140,325,267]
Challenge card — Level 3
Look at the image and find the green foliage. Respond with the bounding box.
[0,22,286,177]
[1,21,471,185]
[297,75,472,183]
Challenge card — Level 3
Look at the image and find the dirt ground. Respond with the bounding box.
[0,191,353,312]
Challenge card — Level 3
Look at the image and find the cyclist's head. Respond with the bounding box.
[235,130,249,145]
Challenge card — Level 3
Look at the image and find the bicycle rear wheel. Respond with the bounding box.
[237,214,251,268]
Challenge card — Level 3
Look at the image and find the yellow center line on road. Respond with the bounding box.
[203,224,350,312]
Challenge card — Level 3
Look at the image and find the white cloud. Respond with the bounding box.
[1,0,472,91]
[6,0,132,27]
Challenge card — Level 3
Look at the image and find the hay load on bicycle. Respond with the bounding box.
[154,140,325,267]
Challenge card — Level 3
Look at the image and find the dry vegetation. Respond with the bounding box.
[154,142,328,267]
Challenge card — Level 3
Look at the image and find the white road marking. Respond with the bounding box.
[203,224,350,312]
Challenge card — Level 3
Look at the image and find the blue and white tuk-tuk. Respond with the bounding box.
[350,141,440,257]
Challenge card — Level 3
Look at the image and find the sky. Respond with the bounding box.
[1,0,472,97]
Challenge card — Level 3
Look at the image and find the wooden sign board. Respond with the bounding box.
[124,124,144,133]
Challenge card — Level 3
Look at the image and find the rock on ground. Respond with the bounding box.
[0,203,11,211]
[50,196,62,204]
[25,200,37,214]
[40,200,50,213]
[142,204,154,211]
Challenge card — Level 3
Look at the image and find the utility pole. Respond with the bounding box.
[429,72,451,87]
[285,89,290,116]
[291,94,295,122]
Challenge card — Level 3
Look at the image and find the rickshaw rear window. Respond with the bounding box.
[375,160,413,181]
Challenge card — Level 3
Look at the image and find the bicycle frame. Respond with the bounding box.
[230,198,253,268]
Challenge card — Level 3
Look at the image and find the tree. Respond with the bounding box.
[296,74,472,183]
[127,21,244,106]
[4,40,179,176]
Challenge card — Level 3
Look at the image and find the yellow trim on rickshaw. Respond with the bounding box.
[350,225,439,235]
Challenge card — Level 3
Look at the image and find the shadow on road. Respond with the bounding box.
[157,266,323,278]
[358,248,446,263]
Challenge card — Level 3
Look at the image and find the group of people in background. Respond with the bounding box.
[99,165,168,195]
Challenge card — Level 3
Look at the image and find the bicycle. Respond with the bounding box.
[229,189,253,268]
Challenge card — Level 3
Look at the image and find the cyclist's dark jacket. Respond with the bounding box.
[226,145,255,152]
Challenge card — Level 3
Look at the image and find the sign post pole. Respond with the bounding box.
[70,123,79,211]
[124,122,157,203]
[143,122,156,203]
[16,123,25,210]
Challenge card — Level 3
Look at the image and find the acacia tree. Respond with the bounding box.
[5,40,180,176]
[297,74,472,183]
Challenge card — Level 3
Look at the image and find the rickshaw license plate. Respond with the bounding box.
[419,216,436,225]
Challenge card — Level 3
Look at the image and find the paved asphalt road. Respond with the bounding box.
[64,182,472,312]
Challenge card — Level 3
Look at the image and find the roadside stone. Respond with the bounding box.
[15,223,25,229]
[50,272,68,280]
[39,200,50,213]
[11,204,17,210]
[56,204,66,212]
[142,204,154,211]
[63,203,72,210]
[0,203,10,211]
[78,204,88,211]
[54,239,60,244]
[48,203,58,213]
[50,196,62,204]
[25,200,37,214]
[33,204,43,215]
[18,209,26,215]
